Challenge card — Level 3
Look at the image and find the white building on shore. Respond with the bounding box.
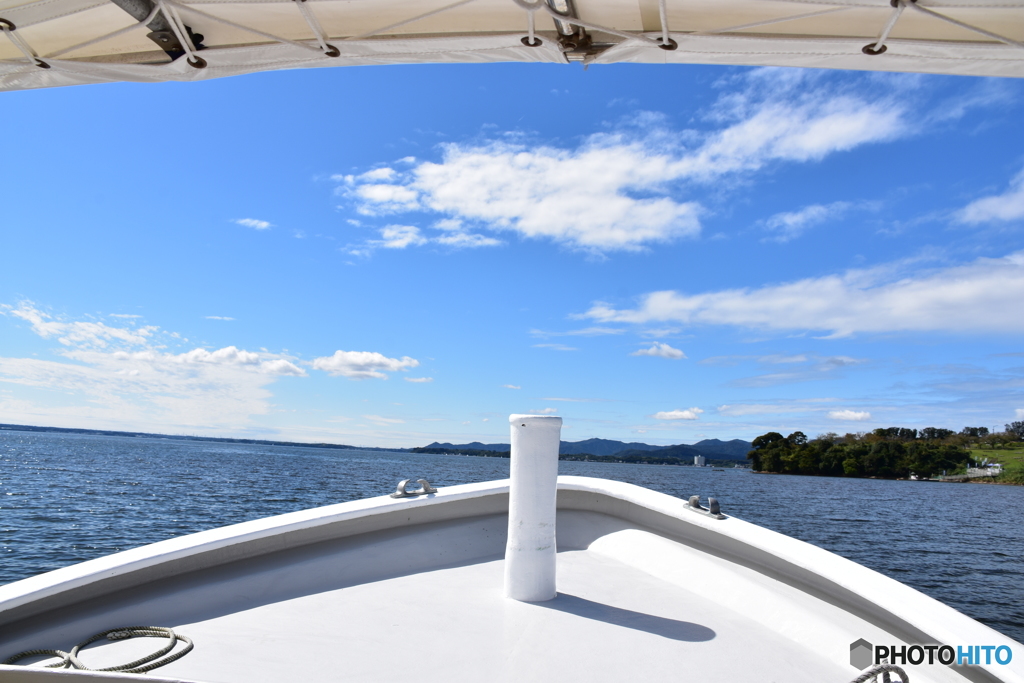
[694,455,706,467]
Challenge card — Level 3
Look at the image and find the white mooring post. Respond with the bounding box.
[504,414,562,602]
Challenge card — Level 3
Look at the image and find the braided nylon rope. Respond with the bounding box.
[3,626,193,674]
[850,663,910,683]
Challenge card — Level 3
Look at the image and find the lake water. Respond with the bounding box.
[2,429,1022,644]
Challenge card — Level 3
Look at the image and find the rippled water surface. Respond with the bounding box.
[2,430,1022,643]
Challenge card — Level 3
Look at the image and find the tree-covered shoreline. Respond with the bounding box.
[747,422,1024,480]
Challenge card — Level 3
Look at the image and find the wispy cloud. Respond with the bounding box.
[532,343,577,352]
[829,409,872,421]
[730,355,866,388]
[762,201,852,243]
[362,414,405,425]
[205,316,235,321]
[502,384,521,389]
[541,397,601,402]
[8,303,156,348]
[0,303,306,432]
[531,327,625,338]
[434,232,502,248]
[404,376,433,383]
[956,166,1024,224]
[347,223,501,256]
[717,401,835,417]
[375,224,427,249]
[653,408,703,420]
[630,342,686,359]
[311,350,419,380]
[530,407,558,414]
[583,251,1024,337]
[233,218,272,230]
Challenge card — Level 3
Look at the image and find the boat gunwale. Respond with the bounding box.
[0,476,1020,683]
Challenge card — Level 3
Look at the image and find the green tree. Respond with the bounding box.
[749,432,787,472]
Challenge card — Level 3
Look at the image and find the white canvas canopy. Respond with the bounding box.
[1,0,1022,91]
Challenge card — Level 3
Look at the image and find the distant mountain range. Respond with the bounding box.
[0,423,753,462]
[423,437,752,460]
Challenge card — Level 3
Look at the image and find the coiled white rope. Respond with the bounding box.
[2,626,193,674]
[848,663,909,683]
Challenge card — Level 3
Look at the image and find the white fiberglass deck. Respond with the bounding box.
[0,477,1020,683]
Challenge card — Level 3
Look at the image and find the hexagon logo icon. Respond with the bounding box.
[850,639,873,669]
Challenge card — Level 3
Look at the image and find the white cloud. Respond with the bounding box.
[532,343,577,352]
[405,142,704,251]
[541,397,599,402]
[375,225,427,249]
[353,183,420,213]
[360,167,397,181]
[760,354,808,364]
[363,414,405,425]
[205,316,235,321]
[584,251,1024,337]
[532,326,625,338]
[829,409,871,421]
[347,139,702,251]
[719,354,866,388]
[312,350,419,379]
[687,97,904,179]
[349,223,501,255]
[719,404,800,417]
[404,377,433,383]
[152,346,305,376]
[630,342,686,359]
[957,167,1024,224]
[0,354,285,431]
[0,305,308,432]
[763,201,851,243]
[434,232,502,248]
[8,303,156,348]
[530,407,558,414]
[234,218,272,230]
[339,70,915,253]
[109,314,141,319]
[653,408,703,420]
[566,326,625,336]
[503,384,521,389]
[1016,408,1024,419]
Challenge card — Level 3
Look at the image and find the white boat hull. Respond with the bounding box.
[0,477,1019,682]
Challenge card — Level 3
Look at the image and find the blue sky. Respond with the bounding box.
[1,63,1023,448]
